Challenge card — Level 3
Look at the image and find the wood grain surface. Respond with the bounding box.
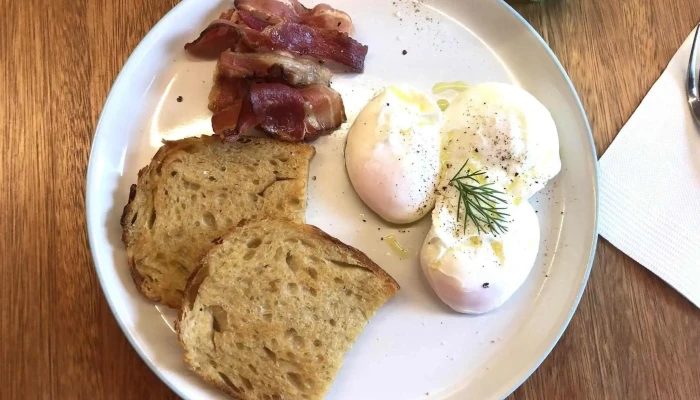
[1,0,699,399]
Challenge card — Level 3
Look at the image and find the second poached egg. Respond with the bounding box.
[421,82,561,314]
[441,82,561,202]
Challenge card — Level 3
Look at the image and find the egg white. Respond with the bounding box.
[419,82,560,314]
[440,82,561,202]
[421,202,540,314]
[345,86,443,224]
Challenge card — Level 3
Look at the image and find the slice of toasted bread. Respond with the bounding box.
[121,135,315,308]
[177,219,399,400]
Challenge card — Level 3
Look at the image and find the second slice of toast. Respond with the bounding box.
[178,219,399,400]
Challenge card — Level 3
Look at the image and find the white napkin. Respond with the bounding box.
[599,28,700,308]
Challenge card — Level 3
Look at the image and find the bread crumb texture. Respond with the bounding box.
[121,135,315,308]
[178,219,399,400]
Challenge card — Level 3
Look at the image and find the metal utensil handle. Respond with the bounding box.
[688,24,699,101]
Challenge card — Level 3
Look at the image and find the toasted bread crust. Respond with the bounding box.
[121,135,315,308]
[177,219,400,315]
[298,223,400,295]
[177,219,399,400]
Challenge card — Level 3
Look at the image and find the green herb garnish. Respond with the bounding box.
[449,160,510,236]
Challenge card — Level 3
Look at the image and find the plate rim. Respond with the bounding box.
[85,0,599,398]
[493,2,598,397]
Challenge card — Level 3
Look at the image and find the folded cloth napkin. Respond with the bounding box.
[600,28,700,308]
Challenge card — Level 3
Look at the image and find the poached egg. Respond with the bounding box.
[421,82,561,313]
[344,81,561,314]
[441,82,561,202]
[345,86,443,224]
[421,202,540,314]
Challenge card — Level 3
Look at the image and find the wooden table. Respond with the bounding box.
[2,0,699,398]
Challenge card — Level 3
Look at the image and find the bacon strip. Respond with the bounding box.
[298,85,346,140]
[217,51,332,86]
[189,2,355,141]
[235,0,301,24]
[249,83,307,141]
[208,77,249,136]
[211,103,243,137]
[237,9,272,31]
[186,20,367,71]
[212,82,346,141]
[300,4,353,34]
[249,83,346,141]
[208,76,249,112]
[267,22,366,72]
[184,21,241,58]
[237,96,259,134]
[219,7,237,20]
[234,0,354,34]
[184,19,271,58]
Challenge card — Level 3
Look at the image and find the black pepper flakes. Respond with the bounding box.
[482,282,489,288]
[176,96,183,102]
[402,49,408,55]
[312,176,317,180]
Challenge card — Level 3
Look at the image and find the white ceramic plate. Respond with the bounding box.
[86,0,598,399]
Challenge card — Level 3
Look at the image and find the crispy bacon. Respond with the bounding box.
[237,96,259,134]
[208,77,249,136]
[234,0,354,34]
[182,8,241,57]
[209,51,331,113]
[184,21,240,58]
[267,22,366,72]
[235,0,301,24]
[186,20,367,71]
[211,103,244,137]
[249,83,346,141]
[300,4,353,34]
[298,85,346,140]
[212,83,346,141]
[184,19,271,58]
[237,9,272,31]
[249,83,307,141]
[189,1,356,141]
[217,51,332,86]
[208,76,249,112]
[219,7,237,20]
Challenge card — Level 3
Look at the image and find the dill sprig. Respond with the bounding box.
[449,160,510,236]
